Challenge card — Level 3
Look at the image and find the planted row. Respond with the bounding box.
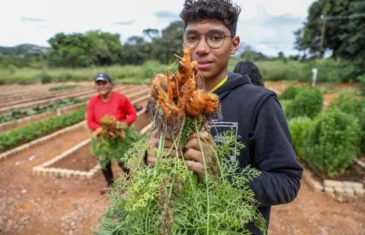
[0,98,84,123]
[0,108,86,152]
[49,84,80,91]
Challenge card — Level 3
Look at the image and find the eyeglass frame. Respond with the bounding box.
[182,29,234,49]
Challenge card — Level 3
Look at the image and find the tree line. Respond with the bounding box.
[0,21,184,69]
[1,0,364,70]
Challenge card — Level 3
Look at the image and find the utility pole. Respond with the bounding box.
[319,15,327,59]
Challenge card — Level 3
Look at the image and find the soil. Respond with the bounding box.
[49,145,98,171]
[0,82,364,235]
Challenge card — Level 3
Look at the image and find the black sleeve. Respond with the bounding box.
[244,95,303,206]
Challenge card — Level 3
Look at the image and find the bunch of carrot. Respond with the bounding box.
[92,115,126,140]
[91,115,139,169]
[150,48,219,138]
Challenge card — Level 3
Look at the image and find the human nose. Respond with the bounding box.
[194,35,210,55]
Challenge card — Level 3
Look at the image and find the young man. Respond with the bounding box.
[148,0,303,234]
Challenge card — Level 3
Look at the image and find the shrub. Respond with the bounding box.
[59,73,73,82]
[328,94,365,154]
[288,117,313,158]
[278,85,307,100]
[17,78,34,85]
[285,88,323,119]
[38,73,53,84]
[303,110,361,178]
[357,73,365,97]
[327,93,360,116]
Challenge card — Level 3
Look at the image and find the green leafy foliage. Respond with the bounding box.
[357,73,365,97]
[0,98,85,124]
[288,117,314,158]
[278,85,308,100]
[295,0,365,61]
[303,110,361,178]
[95,117,266,235]
[91,116,140,169]
[49,84,79,91]
[38,73,53,84]
[0,108,86,152]
[285,88,323,119]
[327,94,365,154]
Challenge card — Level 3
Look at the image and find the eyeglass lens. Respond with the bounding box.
[183,30,229,49]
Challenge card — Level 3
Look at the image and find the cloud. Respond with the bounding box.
[35,25,47,29]
[20,17,46,23]
[154,11,180,20]
[113,20,135,26]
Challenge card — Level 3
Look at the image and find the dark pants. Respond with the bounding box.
[101,162,130,187]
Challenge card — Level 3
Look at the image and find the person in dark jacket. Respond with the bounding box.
[234,60,264,87]
[147,0,303,234]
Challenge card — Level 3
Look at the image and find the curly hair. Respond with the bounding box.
[180,0,241,37]
[233,61,264,87]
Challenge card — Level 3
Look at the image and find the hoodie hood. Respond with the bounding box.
[213,73,252,100]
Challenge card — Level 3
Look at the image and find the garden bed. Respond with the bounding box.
[47,112,151,172]
[32,111,152,178]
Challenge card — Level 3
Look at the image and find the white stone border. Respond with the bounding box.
[32,110,153,179]
[354,158,365,168]
[0,121,86,162]
[31,139,98,179]
[303,165,364,202]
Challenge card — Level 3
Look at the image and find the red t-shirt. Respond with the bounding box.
[86,91,137,131]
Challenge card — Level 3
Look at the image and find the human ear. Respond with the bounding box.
[230,36,240,55]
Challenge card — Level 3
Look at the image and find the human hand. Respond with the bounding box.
[92,127,103,137]
[183,131,217,181]
[146,130,179,166]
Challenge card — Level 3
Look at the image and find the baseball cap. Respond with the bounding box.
[94,73,112,83]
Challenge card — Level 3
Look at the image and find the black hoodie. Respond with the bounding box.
[209,73,303,234]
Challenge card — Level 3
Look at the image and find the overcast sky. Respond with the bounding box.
[0,0,316,56]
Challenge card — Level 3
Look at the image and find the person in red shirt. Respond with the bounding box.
[86,72,137,195]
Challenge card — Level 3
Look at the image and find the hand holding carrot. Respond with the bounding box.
[183,130,217,181]
[92,127,103,137]
[147,130,180,166]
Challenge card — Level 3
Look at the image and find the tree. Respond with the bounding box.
[48,31,122,67]
[143,28,160,41]
[48,33,95,67]
[294,0,364,60]
[87,30,122,66]
[151,21,184,64]
[239,46,269,61]
[120,36,152,65]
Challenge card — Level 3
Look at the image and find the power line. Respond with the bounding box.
[324,13,365,20]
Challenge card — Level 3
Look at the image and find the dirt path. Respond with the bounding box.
[0,82,364,235]
[269,181,365,235]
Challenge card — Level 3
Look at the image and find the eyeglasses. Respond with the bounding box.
[183,30,232,49]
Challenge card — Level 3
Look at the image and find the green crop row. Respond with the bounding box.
[0,108,86,152]
[0,98,84,123]
[49,84,79,91]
